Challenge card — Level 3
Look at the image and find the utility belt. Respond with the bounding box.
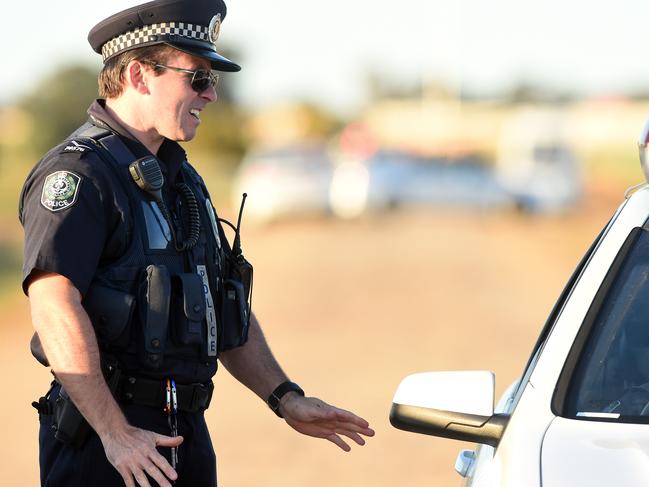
[32,364,213,449]
[116,374,213,412]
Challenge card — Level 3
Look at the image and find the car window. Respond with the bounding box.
[565,227,649,421]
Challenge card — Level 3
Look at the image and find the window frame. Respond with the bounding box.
[504,221,610,416]
[552,226,647,420]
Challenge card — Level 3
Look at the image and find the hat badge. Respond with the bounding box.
[208,14,222,45]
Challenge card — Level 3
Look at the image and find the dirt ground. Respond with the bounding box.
[0,180,625,487]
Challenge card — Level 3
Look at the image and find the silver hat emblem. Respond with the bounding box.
[208,14,222,44]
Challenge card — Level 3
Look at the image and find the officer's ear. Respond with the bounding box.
[124,61,151,95]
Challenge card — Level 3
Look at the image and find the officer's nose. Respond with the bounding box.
[201,85,217,103]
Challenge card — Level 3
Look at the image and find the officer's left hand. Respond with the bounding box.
[280,394,375,451]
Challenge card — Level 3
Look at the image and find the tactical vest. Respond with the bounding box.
[63,122,243,384]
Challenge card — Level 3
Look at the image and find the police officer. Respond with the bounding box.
[20,1,374,486]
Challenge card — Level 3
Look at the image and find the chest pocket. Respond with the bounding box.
[141,201,173,250]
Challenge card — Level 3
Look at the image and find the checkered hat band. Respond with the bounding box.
[102,22,210,60]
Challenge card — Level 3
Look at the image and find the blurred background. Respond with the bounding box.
[2,0,649,485]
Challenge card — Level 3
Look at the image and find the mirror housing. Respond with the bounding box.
[639,117,649,183]
[390,371,509,447]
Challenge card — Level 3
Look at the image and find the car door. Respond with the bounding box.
[542,225,649,486]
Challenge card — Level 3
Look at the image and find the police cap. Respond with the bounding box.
[88,0,240,72]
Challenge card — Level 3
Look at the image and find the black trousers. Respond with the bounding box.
[39,384,217,486]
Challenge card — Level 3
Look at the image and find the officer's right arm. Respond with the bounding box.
[28,273,182,487]
[21,150,180,487]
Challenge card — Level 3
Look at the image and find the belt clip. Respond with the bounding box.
[166,378,179,471]
[164,378,178,416]
[164,379,171,416]
[171,379,178,415]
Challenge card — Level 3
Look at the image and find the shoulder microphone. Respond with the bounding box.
[129,156,164,203]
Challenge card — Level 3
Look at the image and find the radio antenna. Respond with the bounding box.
[232,193,247,256]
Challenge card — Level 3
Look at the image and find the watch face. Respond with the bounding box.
[268,382,304,416]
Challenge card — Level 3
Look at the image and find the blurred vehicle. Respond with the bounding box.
[231,145,334,223]
[331,151,511,216]
[382,154,510,209]
[389,120,649,486]
[497,109,582,213]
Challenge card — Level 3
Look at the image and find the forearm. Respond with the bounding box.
[219,313,289,401]
[29,273,128,438]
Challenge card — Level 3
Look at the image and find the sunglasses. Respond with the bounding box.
[154,63,219,93]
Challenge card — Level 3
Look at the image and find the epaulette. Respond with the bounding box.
[59,139,95,155]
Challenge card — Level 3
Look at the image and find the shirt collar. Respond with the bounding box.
[87,99,187,183]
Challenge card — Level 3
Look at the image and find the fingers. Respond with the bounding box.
[149,444,180,482]
[116,457,175,487]
[325,425,377,451]
[318,416,375,439]
[155,433,184,447]
[115,454,176,487]
[339,429,366,446]
[105,428,179,487]
[117,465,136,487]
[309,399,372,429]
[331,407,372,429]
[143,458,174,487]
[133,471,153,487]
[327,433,352,452]
[347,423,375,438]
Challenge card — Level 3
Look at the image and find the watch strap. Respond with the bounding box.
[267,381,304,418]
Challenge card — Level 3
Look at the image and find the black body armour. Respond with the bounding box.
[59,122,246,384]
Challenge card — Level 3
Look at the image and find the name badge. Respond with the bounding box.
[197,265,218,356]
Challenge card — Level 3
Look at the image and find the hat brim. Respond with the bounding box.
[166,41,241,72]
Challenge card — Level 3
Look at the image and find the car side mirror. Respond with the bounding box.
[389,371,509,447]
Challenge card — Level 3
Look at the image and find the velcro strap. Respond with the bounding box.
[117,375,213,413]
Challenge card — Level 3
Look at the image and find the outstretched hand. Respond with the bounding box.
[280,394,375,451]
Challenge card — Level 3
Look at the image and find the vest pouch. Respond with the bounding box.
[83,283,136,348]
[138,265,171,370]
[30,332,49,367]
[171,273,205,347]
[219,278,250,351]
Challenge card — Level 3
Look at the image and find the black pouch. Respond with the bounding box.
[138,265,171,370]
[29,285,135,367]
[171,273,205,347]
[83,283,136,348]
[212,193,254,352]
[53,386,89,447]
[51,362,121,449]
[30,333,49,367]
[219,254,253,351]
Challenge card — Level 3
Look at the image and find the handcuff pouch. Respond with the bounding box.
[138,265,171,370]
[171,273,205,347]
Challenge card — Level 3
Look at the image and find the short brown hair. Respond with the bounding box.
[98,44,177,98]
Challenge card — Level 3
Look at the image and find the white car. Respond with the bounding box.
[231,145,334,223]
[390,121,649,486]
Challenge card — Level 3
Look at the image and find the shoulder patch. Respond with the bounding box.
[61,140,93,154]
[41,171,82,212]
